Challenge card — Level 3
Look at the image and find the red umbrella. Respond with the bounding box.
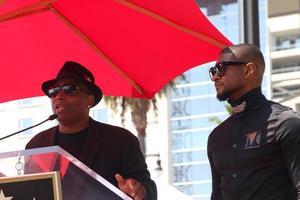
[0,0,232,102]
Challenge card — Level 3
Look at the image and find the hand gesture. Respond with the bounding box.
[115,174,146,200]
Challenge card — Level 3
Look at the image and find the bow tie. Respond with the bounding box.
[232,101,247,114]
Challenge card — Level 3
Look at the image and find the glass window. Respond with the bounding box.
[188,65,211,82]
[176,183,212,198]
[172,131,211,150]
[173,150,208,163]
[171,84,217,99]
[197,0,238,16]
[91,109,107,122]
[19,118,33,136]
[175,184,194,196]
[171,113,228,131]
[171,98,229,118]
[173,163,212,183]
[19,98,33,107]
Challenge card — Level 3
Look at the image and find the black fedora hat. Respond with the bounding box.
[42,61,103,107]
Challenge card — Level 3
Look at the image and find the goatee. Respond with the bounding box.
[217,90,230,101]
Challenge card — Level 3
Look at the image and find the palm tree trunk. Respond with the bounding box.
[136,127,146,156]
[131,99,149,156]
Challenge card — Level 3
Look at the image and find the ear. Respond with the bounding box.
[87,94,95,108]
[244,62,256,78]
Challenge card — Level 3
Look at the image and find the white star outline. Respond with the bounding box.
[0,189,36,200]
[0,190,13,200]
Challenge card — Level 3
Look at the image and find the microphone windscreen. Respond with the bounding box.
[48,114,58,120]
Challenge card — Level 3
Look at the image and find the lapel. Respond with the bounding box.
[45,127,57,146]
[79,119,104,167]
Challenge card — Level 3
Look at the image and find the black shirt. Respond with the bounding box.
[208,88,300,200]
[56,128,88,160]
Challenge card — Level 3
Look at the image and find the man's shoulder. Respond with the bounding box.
[269,101,300,121]
[89,119,135,138]
[36,126,57,136]
[269,100,291,112]
[26,126,57,149]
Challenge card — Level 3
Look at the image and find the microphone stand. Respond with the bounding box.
[0,114,58,141]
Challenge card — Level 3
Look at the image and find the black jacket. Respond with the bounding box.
[26,118,157,200]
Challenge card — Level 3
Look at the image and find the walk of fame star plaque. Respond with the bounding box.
[0,171,62,200]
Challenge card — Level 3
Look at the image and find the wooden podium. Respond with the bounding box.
[0,146,132,200]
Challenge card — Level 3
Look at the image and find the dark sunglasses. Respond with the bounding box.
[47,84,80,98]
[209,61,247,80]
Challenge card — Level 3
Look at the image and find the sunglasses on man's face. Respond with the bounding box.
[47,84,80,98]
[209,61,247,80]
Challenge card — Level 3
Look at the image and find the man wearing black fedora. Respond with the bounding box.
[26,61,157,200]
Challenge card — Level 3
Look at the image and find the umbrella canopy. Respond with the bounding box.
[0,0,232,103]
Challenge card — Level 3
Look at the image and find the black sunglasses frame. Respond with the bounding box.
[209,61,247,80]
[47,84,80,98]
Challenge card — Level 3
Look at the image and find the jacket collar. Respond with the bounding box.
[79,118,103,167]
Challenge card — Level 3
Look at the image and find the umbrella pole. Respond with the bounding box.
[48,5,144,95]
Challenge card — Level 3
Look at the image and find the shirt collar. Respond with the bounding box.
[228,87,264,114]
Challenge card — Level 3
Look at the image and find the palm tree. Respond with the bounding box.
[104,76,184,156]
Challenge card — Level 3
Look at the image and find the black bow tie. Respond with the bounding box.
[232,101,246,114]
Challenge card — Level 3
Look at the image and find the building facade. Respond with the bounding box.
[268,0,300,111]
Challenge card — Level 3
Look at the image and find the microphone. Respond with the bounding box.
[0,114,58,141]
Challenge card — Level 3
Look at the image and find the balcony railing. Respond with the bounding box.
[272,65,300,74]
[272,37,300,51]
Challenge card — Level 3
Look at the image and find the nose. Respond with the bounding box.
[53,89,66,99]
[211,73,220,81]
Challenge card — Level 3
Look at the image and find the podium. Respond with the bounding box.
[0,146,132,200]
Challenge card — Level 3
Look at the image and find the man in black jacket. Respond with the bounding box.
[26,61,157,200]
[208,43,300,200]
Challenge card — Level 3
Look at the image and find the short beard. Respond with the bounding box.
[216,90,231,101]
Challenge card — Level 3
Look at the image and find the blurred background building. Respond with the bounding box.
[0,0,299,199]
[268,0,300,110]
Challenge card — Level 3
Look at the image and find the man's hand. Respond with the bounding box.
[115,174,146,200]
